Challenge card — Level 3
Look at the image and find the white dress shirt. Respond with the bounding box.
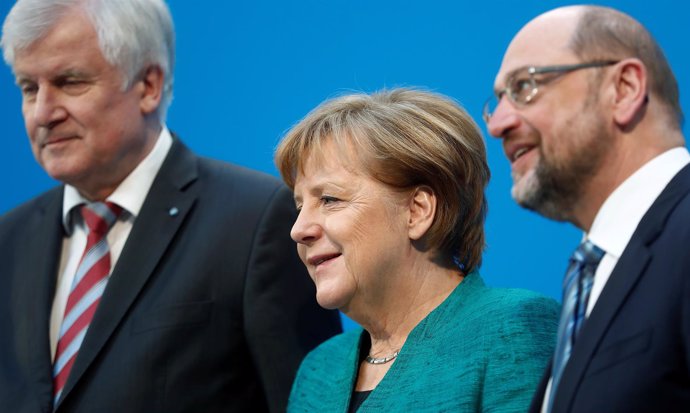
[586,147,690,315]
[541,146,690,412]
[49,127,173,360]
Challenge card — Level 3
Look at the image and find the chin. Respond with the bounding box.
[511,169,539,206]
[41,156,84,183]
[315,289,350,311]
[512,169,573,222]
[315,296,343,311]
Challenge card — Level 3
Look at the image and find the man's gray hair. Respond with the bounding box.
[1,0,175,122]
[570,5,683,128]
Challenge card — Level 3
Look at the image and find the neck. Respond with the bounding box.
[572,125,684,232]
[351,259,463,356]
[76,122,163,201]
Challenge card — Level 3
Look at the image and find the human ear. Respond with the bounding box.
[408,186,436,240]
[611,58,647,126]
[138,65,164,115]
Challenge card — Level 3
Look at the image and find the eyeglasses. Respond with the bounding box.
[482,60,619,123]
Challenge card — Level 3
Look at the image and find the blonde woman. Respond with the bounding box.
[276,89,558,412]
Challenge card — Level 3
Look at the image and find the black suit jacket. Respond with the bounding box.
[529,163,690,412]
[0,139,341,413]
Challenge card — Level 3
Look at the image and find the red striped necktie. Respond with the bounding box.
[53,201,123,405]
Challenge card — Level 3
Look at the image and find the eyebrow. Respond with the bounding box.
[493,65,533,95]
[57,69,90,78]
[15,76,32,86]
[293,178,350,204]
[15,68,91,84]
[14,69,36,84]
[505,65,533,80]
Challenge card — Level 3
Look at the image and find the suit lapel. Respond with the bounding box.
[528,362,552,413]
[554,238,652,411]
[13,189,64,410]
[56,140,200,406]
[553,163,690,411]
[340,332,367,412]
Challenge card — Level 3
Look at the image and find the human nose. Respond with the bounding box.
[486,95,520,139]
[290,206,321,246]
[30,85,67,128]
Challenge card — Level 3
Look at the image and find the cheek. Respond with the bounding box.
[22,118,41,157]
[345,209,395,261]
[22,105,35,134]
[544,115,579,161]
[296,244,308,265]
[348,219,371,244]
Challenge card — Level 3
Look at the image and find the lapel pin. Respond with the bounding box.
[168,207,179,217]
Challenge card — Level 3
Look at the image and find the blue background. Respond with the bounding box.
[1,0,688,328]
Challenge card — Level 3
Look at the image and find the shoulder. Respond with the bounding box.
[195,156,294,211]
[169,145,294,215]
[662,182,690,235]
[167,138,286,199]
[641,163,690,242]
[632,171,690,272]
[196,155,282,192]
[448,277,559,349]
[482,287,559,340]
[293,329,360,385]
[0,186,61,218]
[456,274,559,328]
[299,328,361,370]
[0,187,62,233]
[289,329,361,409]
[480,286,560,322]
[471,287,558,370]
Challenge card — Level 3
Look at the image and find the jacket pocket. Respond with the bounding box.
[586,328,652,376]
[131,301,213,335]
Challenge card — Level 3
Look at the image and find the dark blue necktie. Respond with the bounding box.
[547,240,605,413]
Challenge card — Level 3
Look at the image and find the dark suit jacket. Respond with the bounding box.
[0,139,341,413]
[529,163,690,413]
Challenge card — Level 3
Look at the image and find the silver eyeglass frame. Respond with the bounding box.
[483,60,620,123]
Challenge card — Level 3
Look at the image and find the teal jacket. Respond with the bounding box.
[288,273,559,412]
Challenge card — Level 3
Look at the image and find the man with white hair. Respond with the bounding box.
[0,0,340,411]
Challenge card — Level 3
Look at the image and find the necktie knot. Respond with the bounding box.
[80,202,122,236]
[571,240,605,267]
[562,240,604,291]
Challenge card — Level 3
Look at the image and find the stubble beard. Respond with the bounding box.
[511,100,610,223]
[511,151,581,222]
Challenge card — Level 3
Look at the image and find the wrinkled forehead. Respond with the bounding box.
[493,8,580,89]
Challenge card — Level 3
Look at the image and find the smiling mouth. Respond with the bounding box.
[42,135,78,148]
[309,253,341,266]
[511,145,536,163]
[514,147,528,161]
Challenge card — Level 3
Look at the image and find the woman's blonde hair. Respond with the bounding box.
[275,88,489,272]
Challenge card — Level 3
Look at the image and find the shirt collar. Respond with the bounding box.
[62,127,174,233]
[587,147,690,258]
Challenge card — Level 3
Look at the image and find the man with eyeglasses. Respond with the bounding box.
[486,5,690,413]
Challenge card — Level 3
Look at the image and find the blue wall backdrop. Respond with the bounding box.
[1,1,688,327]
